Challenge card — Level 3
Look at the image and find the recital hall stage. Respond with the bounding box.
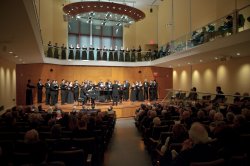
[40,101,154,118]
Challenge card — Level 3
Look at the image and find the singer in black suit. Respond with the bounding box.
[143,79,149,100]
[26,79,35,105]
[37,79,44,103]
[73,80,80,102]
[60,79,67,105]
[112,81,119,106]
[45,79,51,105]
[50,80,59,105]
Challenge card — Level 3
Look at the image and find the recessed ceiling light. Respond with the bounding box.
[214,57,218,60]
[236,52,240,56]
[14,55,18,58]
[188,62,191,65]
[9,51,13,54]
[22,61,25,64]
[200,59,203,62]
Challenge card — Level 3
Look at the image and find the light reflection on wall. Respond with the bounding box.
[192,69,200,90]
[237,64,250,92]
[0,58,16,110]
[217,65,228,87]
[203,68,215,92]
[180,70,188,90]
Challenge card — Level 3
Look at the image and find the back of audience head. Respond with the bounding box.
[197,110,205,120]
[214,112,224,121]
[188,122,209,144]
[226,112,235,124]
[25,129,39,143]
[234,114,246,127]
[153,117,161,126]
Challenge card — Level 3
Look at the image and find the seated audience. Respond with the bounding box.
[171,122,216,166]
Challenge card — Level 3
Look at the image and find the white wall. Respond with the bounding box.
[173,56,250,95]
[0,57,16,110]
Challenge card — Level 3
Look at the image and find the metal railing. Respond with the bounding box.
[162,89,250,106]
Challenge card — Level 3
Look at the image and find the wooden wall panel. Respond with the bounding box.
[16,64,173,105]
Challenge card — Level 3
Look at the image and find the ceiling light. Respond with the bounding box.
[200,59,203,62]
[14,55,18,58]
[214,57,218,60]
[236,52,240,56]
[188,62,191,65]
[9,51,13,54]
[63,1,145,26]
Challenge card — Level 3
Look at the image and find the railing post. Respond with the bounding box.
[233,9,238,34]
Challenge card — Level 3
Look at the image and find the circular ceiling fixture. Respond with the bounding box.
[63,1,145,26]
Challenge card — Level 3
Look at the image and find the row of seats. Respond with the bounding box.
[0,108,116,166]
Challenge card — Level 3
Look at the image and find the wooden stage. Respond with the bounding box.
[40,101,151,118]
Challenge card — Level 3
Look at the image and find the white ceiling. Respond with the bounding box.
[68,0,162,8]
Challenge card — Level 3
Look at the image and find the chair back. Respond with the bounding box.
[49,149,85,166]
[190,158,225,166]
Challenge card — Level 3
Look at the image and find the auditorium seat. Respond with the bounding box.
[48,149,91,166]
[190,158,225,166]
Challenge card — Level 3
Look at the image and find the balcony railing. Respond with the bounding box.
[163,89,250,107]
[43,5,250,62]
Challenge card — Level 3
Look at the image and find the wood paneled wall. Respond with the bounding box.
[16,64,173,105]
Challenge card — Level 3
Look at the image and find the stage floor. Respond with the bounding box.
[40,100,154,118]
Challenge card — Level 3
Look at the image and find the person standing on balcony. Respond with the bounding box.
[54,43,59,59]
[61,44,66,60]
[68,44,74,60]
[47,41,53,57]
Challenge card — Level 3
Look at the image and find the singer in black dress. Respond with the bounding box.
[37,79,44,103]
[119,47,124,61]
[103,46,108,61]
[54,43,59,59]
[47,41,53,57]
[26,80,35,105]
[75,44,81,60]
[125,48,130,62]
[109,47,114,61]
[97,48,102,60]
[82,46,88,60]
[61,44,67,60]
[68,44,74,60]
[89,46,95,60]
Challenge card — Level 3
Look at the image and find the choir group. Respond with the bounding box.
[47,41,143,61]
[26,79,158,107]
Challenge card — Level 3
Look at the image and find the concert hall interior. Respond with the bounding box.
[0,0,250,166]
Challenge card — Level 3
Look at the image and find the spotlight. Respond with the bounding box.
[101,21,106,26]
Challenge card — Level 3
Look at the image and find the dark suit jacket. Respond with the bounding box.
[112,84,119,97]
